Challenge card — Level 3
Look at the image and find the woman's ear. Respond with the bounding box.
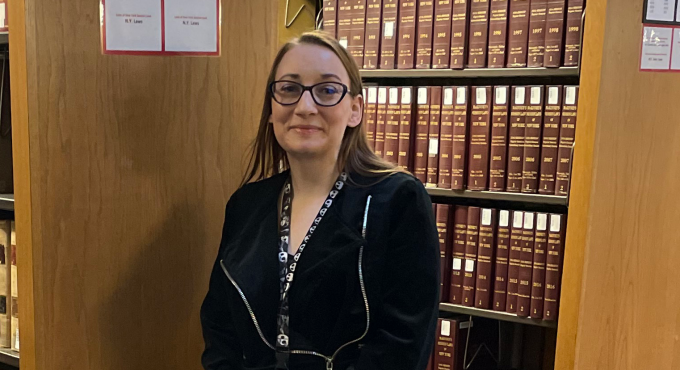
[348,94,364,128]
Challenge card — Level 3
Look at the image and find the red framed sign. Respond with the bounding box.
[639,24,680,72]
[100,0,221,56]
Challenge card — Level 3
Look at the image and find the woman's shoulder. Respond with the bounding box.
[227,171,289,209]
[349,171,426,196]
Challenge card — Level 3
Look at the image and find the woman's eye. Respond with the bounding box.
[318,85,339,95]
[280,85,299,93]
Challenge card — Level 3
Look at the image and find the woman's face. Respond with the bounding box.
[270,44,363,161]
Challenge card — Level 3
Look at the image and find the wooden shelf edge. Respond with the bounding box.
[0,348,19,368]
[361,67,579,79]
[426,188,568,206]
[439,303,558,328]
[0,195,13,212]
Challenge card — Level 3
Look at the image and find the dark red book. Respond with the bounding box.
[398,87,413,169]
[555,85,579,196]
[475,208,496,309]
[467,0,491,68]
[385,87,402,164]
[493,210,511,311]
[324,0,339,38]
[379,0,400,69]
[436,205,453,300]
[427,87,443,187]
[489,86,510,191]
[530,213,548,319]
[538,85,563,194]
[349,0,368,66]
[365,86,378,150]
[487,0,509,67]
[564,0,583,66]
[506,210,523,313]
[467,86,492,191]
[416,0,435,68]
[450,0,470,69]
[521,85,544,194]
[363,0,383,69]
[450,206,468,304]
[375,87,388,157]
[527,0,548,67]
[506,86,527,193]
[462,206,480,307]
[397,0,418,69]
[438,87,455,189]
[432,0,453,68]
[451,86,469,190]
[506,0,530,67]
[517,212,535,317]
[543,213,565,320]
[337,0,354,50]
[544,0,566,67]
[434,319,465,370]
[414,87,431,183]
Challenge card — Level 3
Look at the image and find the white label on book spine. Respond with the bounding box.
[443,88,454,106]
[429,139,439,155]
[499,210,510,227]
[476,87,487,105]
[384,21,395,37]
[465,259,475,272]
[550,214,562,232]
[378,88,387,104]
[513,211,524,228]
[482,209,492,226]
[495,86,507,105]
[389,88,399,104]
[530,86,541,105]
[565,86,577,105]
[452,258,462,271]
[441,320,451,336]
[537,213,548,231]
[456,87,466,104]
[418,87,428,105]
[339,38,349,49]
[368,87,378,104]
[548,86,559,105]
[515,87,526,105]
[402,87,412,104]
[523,212,535,229]
[0,5,5,28]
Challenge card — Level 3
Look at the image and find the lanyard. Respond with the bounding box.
[276,172,347,368]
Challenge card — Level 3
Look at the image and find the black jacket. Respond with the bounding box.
[201,171,441,370]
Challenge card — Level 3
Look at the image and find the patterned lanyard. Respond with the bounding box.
[276,172,347,367]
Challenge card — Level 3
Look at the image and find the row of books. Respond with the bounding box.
[0,221,17,351]
[433,204,566,320]
[362,84,579,195]
[323,0,584,70]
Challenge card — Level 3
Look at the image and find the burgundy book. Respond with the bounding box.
[451,86,469,190]
[398,87,413,169]
[365,87,378,150]
[337,0,354,50]
[462,206,481,307]
[555,86,579,196]
[375,87,388,157]
[427,87,443,187]
[432,0,453,68]
[438,87,455,189]
[538,85,563,194]
[416,0,435,68]
[450,0,470,69]
[385,87,402,164]
[414,87,431,183]
[467,86,492,191]
[324,0,339,38]
[434,319,464,370]
[493,210,511,311]
[427,352,434,370]
[544,0,565,67]
[517,211,535,317]
[487,0,509,67]
[436,205,452,300]
[489,86,509,191]
[506,86,527,193]
[467,0,491,68]
[379,0,400,69]
[530,213,548,319]
[527,0,548,67]
[363,0,383,69]
[564,0,583,66]
[475,208,496,309]
[397,0,418,69]
[506,0,530,67]
[450,206,468,304]
[543,213,565,320]
[521,85,544,194]
[506,210,523,313]
[349,0,368,67]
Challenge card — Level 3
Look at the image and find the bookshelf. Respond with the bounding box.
[0,195,13,212]
[361,67,579,79]
[426,188,568,213]
[0,348,18,368]
[439,303,557,329]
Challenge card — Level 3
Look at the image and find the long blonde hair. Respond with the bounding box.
[240,31,404,186]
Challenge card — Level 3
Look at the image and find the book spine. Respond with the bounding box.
[450,206,468,304]
[350,0,368,67]
[564,0,583,66]
[398,0,418,69]
[506,0,530,67]
[414,87,431,183]
[450,0,470,69]
[475,208,496,309]
[538,85,563,194]
[506,210,523,313]
[9,222,16,351]
[366,87,379,150]
[385,87,402,164]
[432,0,454,68]
[324,0,339,38]
[435,319,458,369]
[380,0,400,69]
[451,86,469,190]
[543,213,565,320]
[527,0,548,67]
[363,0,384,69]
[0,221,9,348]
[517,212,535,317]
[544,0,565,67]
[462,206,481,307]
[467,0,491,68]
[506,86,527,193]
[467,86,492,191]
[489,86,509,191]
[416,0,435,68]
[555,85,579,195]
[487,0,509,67]
[427,87,443,186]
[438,87,455,189]
[398,87,413,169]
[521,85,544,194]
[436,205,453,300]
[530,213,548,319]
[338,0,354,49]
[493,210,511,311]
[375,87,388,157]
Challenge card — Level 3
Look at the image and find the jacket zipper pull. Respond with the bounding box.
[326,358,333,370]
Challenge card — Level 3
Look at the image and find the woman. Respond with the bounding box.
[201,31,440,370]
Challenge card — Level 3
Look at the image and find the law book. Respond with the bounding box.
[538,85,563,194]
[375,87,388,157]
[506,0,530,67]
[555,85,578,196]
[385,87,402,163]
[467,86,492,191]
[414,87,432,183]
[462,206,480,307]
[544,0,566,67]
[450,206,468,304]
[416,0,436,68]
[506,86,527,193]
[527,0,548,67]
[337,0,354,50]
[0,221,9,348]
[436,205,453,300]
[432,0,454,68]
[521,85,544,194]
[427,352,434,370]
[487,0,509,67]
[9,222,16,351]
[324,0,339,38]
[517,212,535,317]
[365,87,379,150]
[398,87,414,169]
[564,0,583,66]
[427,87,443,187]
[438,87,455,189]
[349,0,368,67]
[543,213,565,320]
[398,0,418,69]
[450,0,470,69]
[492,210,511,311]
[467,0,491,68]
[506,210,523,313]
[363,0,383,69]
[475,208,496,309]
[451,86,469,190]
[489,86,509,191]
[530,213,548,319]
[379,0,400,69]
[434,318,464,370]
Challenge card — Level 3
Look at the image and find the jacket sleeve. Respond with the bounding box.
[200,193,244,370]
[354,179,441,370]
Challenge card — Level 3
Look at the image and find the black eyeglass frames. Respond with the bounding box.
[269,80,350,107]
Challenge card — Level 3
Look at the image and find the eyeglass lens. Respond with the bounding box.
[271,81,346,106]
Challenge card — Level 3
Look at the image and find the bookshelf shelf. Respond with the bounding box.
[361,67,579,79]
[439,303,557,328]
[0,195,13,212]
[426,188,568,213]
[0,348,19,368]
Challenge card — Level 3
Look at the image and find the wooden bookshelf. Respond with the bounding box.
[427,188,568,213]
[0,195,13,212]
[361,67,579,79]
[439,303,557,329]
[0,348,18,368]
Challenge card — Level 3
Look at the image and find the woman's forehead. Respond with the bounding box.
[276,44,350,83]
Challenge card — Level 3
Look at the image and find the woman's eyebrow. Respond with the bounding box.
[279,73,300,80]
[320,73,342,81]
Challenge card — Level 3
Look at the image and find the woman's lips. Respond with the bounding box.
[290,125,322,134]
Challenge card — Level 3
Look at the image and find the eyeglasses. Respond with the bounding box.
[270,80,349,107]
